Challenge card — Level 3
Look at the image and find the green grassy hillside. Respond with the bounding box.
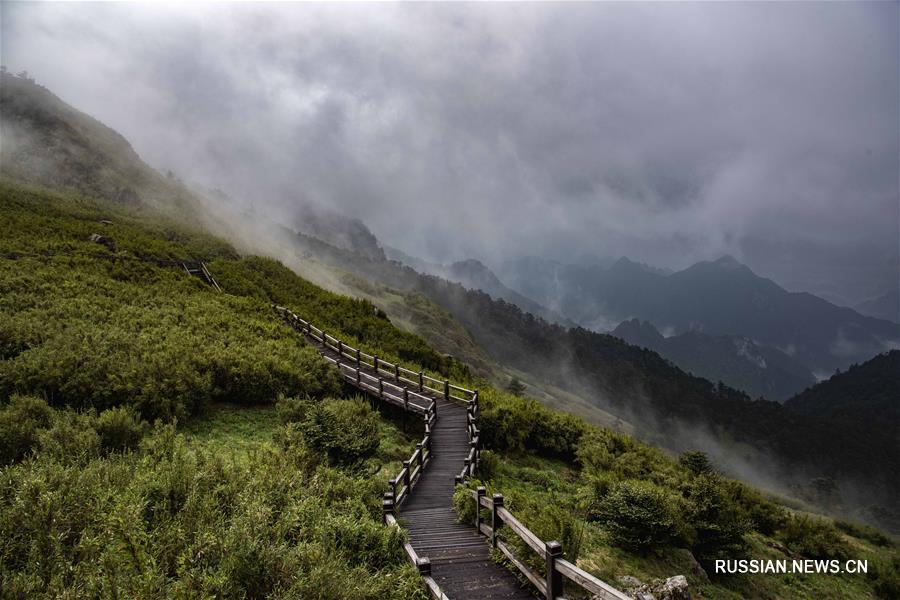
[2,181,897,598]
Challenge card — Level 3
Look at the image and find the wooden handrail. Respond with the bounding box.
[462,488,630,600]
[384,514,450,600]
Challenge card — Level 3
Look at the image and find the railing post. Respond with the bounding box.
[378,378,384,398]
[418,372,424,392]
[403,388,409,432]
[338,340,343,357]
[416,442,423,469]
[321,330,327,347]
[444,380,449,402]
[389,479,397,503]
[469,440,477,475]
[394,363,400,383]
[475,486,486,530]
[403,460,411,490]
[545,541,563,600]
[374,355,379,373]
[416,557,431,576]
[356,348,361,369]
[382,492,394,522]
[491,494,503,548]
[356,366,361,387]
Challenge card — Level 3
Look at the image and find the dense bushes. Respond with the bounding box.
[835,519,895,548]
[478,387,585,459]
[210,256,454,374]
[779,515,851,560]
[0,422,425,599]
[0,256,341,420]
[0,394,53,464]
[278,396,381,468]
[0,397,149,465]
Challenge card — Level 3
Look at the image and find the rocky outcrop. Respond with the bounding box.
[617,575,691,600]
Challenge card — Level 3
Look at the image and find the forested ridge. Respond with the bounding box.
[280,229,900,526]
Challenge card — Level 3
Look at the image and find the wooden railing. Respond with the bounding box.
[452,373,627,600]
[460,488,629,600]
[275,305,474,599]
[384,512,450,600]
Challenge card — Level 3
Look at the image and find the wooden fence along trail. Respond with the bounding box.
[275,306,629,600]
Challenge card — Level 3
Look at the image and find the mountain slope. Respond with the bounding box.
[785,350,900,437]
[613,319,817,401]
[855,289,900,323]
[0,71,200,213]
[500,254,900,374]
[271,229,900,522]
[385,248,572,327]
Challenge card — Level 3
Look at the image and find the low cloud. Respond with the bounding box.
[2,2,897,301]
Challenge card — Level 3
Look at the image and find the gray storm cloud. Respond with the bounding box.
[2,1,897,303]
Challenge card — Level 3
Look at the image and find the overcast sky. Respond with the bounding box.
[3,2,898,304]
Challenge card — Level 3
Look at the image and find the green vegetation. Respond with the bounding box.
[457,400,899,598]
[0,402,425,599]
[2,180,897,599]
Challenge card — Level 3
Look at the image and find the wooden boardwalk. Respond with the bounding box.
[313,340,534,598]
[400,396,535,599]
[275,306,627,600]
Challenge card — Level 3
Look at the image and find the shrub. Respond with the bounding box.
[298,397,380,467]
[681,475,750,565]
[506,490,586,562]
[36,409,101,463]
[870,556,900,599]
[453,484,479,525]
[0,395,53,464]
[779,514,851,560]
[679,450,713,476]
[834,519,894,547]
[720,479,786,536]
[276,394,312,424]
[576,428,637,473]
[475,449,500,481]
[579,472,617,516]
[595,480,678,552]
[94,406,146,453]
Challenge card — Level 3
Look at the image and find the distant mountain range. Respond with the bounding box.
[612,319,816,402]
[385,247,572,326]
[497,254,900,375]
[855,289,900,323]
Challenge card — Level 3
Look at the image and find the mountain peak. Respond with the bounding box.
[713,254,744,269]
